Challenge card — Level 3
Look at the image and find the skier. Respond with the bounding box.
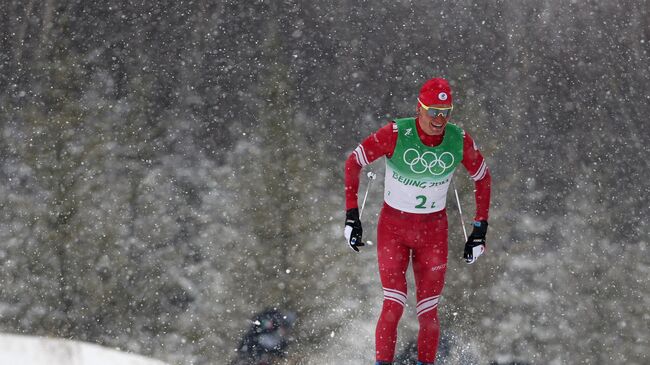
[344,77,491,365]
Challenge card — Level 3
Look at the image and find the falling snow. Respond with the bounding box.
[0,1,648,364]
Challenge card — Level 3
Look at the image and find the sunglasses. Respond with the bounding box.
[419,99,453,118]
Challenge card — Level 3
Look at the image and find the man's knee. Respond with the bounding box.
[416,295,440,327]
[381,287,407,321]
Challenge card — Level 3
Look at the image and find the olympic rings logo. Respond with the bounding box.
[403,148,455,175]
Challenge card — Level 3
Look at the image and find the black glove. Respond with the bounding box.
[344,208,365,252]
[464,220,488,264]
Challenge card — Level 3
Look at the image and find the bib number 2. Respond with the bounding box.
[415,195,436,209]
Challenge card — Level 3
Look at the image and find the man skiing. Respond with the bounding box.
[344,77,491,365]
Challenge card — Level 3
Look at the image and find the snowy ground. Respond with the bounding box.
[0,333,168,365]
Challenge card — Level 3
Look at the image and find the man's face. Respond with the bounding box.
[418,103,452,136]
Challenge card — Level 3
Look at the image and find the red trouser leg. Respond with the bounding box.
[412,224,448,363]
[375,205,448,363]
[375,211,410,362]
[413,216,448,363]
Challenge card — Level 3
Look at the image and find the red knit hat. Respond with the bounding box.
[418,77,453,107]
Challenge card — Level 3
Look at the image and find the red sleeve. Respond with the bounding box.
[345,123,397,210]
[460,131,491,221]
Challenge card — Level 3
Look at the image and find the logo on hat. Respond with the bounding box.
[438,92,448,101]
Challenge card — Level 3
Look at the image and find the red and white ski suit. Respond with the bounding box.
[344,119,491,363]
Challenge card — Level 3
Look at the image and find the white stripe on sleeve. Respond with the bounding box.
[352,149,363,167]
[354,145,369,166]
[470,160,488,181]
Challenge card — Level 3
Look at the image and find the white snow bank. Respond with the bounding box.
[0,333,168,365]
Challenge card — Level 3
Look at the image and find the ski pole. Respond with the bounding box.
[359,171,377,218]
[351,171,376,247]
[452,180,468,242]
